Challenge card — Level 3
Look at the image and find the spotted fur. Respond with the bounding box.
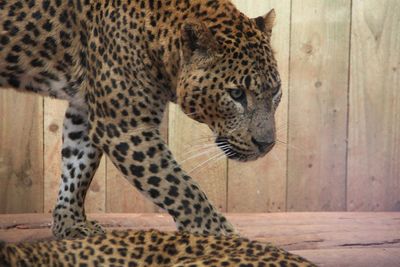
[0,230,316,267]
[0,0,282,238]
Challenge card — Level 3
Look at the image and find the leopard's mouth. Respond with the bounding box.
[215,136,265,162]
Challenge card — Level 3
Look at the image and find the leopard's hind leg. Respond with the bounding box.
[52,102,105,239]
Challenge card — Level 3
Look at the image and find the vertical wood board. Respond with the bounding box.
[347,0,400,211]
[0,0,399,214]
[0,91,44,213]
[287,0,351,211]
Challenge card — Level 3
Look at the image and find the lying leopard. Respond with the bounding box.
[0,230,316,267]
[0,0,282,238]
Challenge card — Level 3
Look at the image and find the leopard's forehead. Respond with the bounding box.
[214,43,280,95]
[210,14,269,51]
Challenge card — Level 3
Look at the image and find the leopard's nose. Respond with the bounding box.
[251,137,275,153]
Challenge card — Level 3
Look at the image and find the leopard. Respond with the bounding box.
[0,0,282,239]
[0,229,316,267]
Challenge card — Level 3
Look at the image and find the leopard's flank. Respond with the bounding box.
[0,229,316,267]
[0,0,282,238]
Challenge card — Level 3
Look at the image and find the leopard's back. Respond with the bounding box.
[0,229,316,267]
[0,0,90,100]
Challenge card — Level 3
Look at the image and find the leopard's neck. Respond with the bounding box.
[141,0,242,101]
[87,0,243,104]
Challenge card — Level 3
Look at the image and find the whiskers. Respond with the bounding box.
[274,122,305,151]
[181,145,219,164]
[216,136,245,161]
[187,150,227,174]
[178,136,230,175]
[268,149,285,174]
[274,138,304,152]
[183,111,200,117]
[177,120,304,175]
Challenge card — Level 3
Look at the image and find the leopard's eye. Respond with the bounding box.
[272,84,281,96]
[228,89,246,101]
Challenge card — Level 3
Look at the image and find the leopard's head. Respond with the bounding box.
[177,9,281,162]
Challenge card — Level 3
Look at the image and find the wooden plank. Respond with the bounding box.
[231,213,400,250]
[2,213,399,247]
[237,212,400,258]
[0,91,44,213]
[1,212,399,265]
[227,0,291,212]
[347,0,400,211]
[297,248,400,267]
[1,212,400,267]
[287,0,351,211]
[43,99,67,213]
[0,213,175,242]
[105,109,169,213]
[168,104,227,211]
[43,99,106,214]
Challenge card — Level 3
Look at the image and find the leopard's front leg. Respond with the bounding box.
[91,120,234,235]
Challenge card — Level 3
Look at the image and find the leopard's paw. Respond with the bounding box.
[53,220,106,239]
[219,215,237,235]
[176,212,237,236]
[86,220,106,235]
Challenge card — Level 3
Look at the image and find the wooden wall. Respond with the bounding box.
[0,0,399,214]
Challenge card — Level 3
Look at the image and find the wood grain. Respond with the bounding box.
[298,248,400,267]
[230,213,400,250]
[1,212,399,267]
[227,0,291,212]
[0,91,44,213]
[43,99,106,214]
[2,212,399,249]
[347,0,400,211]
[1,1,399,214]
[287,0,351,211]
[168,104,227,211]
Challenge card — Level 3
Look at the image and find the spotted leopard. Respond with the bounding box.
[0,229,316,266]
[0,0,282,238]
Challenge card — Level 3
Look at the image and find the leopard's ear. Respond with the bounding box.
[181,22,221,65]
[253,9,276,35]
